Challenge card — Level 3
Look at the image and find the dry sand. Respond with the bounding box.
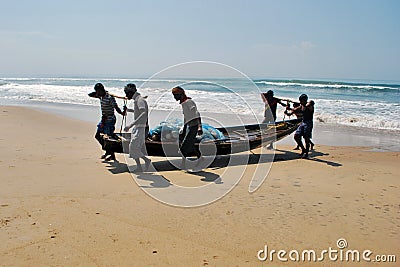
[0,106,399,266]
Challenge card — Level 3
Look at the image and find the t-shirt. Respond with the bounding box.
[100,93,117,119]
[181,99,200,127]
[132,93,148,127]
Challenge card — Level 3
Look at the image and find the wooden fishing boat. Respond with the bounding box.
[102,118,302,157]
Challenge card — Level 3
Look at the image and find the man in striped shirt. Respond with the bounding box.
[91,83,125,161]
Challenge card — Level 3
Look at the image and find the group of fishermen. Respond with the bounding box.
[89,83,203,171]
[90,83,315,172]
[261,90,314,158]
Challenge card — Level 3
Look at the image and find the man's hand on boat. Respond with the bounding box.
[197,125,203,136]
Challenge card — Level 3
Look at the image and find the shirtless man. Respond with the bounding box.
[286,94,314,159]
[285,102,315,151]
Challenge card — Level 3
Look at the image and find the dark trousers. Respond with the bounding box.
[179,124,200,158]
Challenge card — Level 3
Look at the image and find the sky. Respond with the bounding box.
[1,0,399,81]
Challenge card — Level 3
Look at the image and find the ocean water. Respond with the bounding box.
[0,77,399,131]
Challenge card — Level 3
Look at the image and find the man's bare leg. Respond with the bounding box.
[294,134,306,157]
[142,156,151,171]
[134,158,143,172]
[303,138,311,159]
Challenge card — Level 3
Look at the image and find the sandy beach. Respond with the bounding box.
[0,105,399,266]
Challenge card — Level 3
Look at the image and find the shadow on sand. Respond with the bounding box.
[274,149,342,167]
[103,159,221,188]
[103,147,341,187]
[206,148,342,170]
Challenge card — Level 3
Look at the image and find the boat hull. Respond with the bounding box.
[102,119,302,157]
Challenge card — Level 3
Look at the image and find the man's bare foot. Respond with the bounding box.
[105,154,116,161]
[144,159,151,171]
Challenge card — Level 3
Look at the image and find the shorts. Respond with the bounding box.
[97,115,116,136]
[295,121,313,139]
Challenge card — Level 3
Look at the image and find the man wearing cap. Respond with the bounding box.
[89,83,125,161]
[123,83,151,172]
[172,86,203,169]
[287,94,315,159]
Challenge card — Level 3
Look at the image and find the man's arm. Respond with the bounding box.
[284,107,295,116]
[286,104,302,115]
[190,102,203,135]
[110,97,125,115]
[261,93,267,103]
[277,98,287,107]
[114,105,124,115]
[197,116,203,135]
[88,92,99,98]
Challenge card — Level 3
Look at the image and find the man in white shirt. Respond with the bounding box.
[123,84,151,172]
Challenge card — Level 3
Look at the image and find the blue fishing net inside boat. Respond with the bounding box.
[149,119,226,142]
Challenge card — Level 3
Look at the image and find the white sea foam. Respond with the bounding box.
[1,79,399,131]
[255,81,399,91]
[282,98,400,131]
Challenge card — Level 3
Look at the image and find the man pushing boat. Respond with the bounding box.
[89,83,125,161]
[261,90,287,123]
[286,94,315,159]
[123,83,151,172]
[172,86,204,170]
[261,90,288,149]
